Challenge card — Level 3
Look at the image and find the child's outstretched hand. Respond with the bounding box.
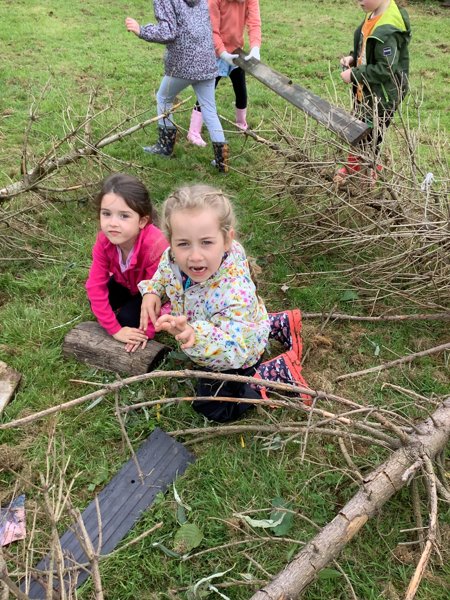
[155,315,195,349]
[140,293,161,331]
[113,327,148,353]
[125,17,140,36]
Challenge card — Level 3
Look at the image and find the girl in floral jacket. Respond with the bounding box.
[139,184,309,422]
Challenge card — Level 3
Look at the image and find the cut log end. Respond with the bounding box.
[63,321,171,376]
[0,361,22,415]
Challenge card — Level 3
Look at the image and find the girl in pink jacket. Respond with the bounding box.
[187,0,262,146]
[85,173,169,352]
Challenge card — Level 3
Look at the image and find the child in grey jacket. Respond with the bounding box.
[125,0,229,172]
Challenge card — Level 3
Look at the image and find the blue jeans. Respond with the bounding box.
[156,76,225,143]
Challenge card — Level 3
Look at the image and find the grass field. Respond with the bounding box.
[1,1,449,598]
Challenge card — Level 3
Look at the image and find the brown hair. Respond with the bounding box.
[94,173,155,222]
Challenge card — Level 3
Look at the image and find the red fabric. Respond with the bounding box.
[257,309,312,405]
[85,224,169,335]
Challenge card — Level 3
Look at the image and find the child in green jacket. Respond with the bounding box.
[335,0,411,185]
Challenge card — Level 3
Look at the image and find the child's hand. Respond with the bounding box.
[340,55,354,69]
[340,69,353,84]
[155,315,196,349]
[125,17,140,36]
[140,293,161,331]
[113,327,148,353]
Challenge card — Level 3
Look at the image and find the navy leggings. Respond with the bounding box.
[107,278,142,328]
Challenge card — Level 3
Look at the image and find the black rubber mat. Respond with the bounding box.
[25,428,195,598]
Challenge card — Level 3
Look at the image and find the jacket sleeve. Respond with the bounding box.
[139,0,178,44]
[138,250,169,298]
[246,0,261,49]
[183,286,266,370]
[85,238,122,336]
[142,230,169,282]
[351,32,401,85]
[208,0,226,56]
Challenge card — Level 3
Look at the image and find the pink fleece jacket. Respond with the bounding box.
[85,224,169,336]
[208,0,261,57]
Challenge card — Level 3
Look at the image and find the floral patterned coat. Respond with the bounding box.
[138,241,269,370]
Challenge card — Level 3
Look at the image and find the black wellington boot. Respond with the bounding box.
[143,126,177,156]
[212,142,229,173]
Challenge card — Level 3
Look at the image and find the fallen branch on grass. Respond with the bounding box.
[0,98,190,202]
[249,397,450,600]
[335,341,450,382]
[302,311,450,322]
[1,369,399,443]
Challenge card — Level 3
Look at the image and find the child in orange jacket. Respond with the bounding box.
[187,0,261,146]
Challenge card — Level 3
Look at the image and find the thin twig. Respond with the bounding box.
[336,342,450,382]
[404,455,439,600]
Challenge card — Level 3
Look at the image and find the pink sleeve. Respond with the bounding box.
[209,0,226,57]
[246,0,261,49]
[142,228,169,281]
[85,237,122,335]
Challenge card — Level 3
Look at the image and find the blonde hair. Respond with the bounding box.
[161,184,236,241]
[162,184,263,289]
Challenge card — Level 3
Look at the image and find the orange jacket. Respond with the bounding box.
[208,0,261,57]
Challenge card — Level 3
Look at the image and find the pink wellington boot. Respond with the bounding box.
[235,107,248,130]
[187,109,207,147]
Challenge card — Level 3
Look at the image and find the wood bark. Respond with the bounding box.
[0,360,21,415]
[234,51,369,145]
[63,322,170,376]
[250,398,450,600]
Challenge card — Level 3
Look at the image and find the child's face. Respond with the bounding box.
[170,208,234,283]
[357,0,386,13]
[100,192,148,250]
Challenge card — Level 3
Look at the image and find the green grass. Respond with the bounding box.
[1,0,449,598]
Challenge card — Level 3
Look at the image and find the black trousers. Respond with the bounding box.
[192,358,262,423]
[195,67,248,111]
[107,277,142,328]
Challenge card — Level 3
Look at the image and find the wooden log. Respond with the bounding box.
[250,397,450,600]
[63,321,170,376]
[0,361,21,415]
[234,50,369,145]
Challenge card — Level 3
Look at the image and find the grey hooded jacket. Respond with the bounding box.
[139,0,218,81]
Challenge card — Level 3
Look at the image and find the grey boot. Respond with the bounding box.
[212,142,229,173]
[143,126,177,156]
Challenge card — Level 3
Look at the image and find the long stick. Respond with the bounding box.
[249,398,450,600]
[302,311,450,322]
[336,342,450,382]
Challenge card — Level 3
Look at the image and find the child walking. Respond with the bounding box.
[125,0,229,172]
[138,184,308,422]
[86,173,169,353]
[187,0,262,146]
[335,0,411,185]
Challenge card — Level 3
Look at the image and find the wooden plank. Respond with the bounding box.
[26,428,195,598]
[63,321,170,375]
[0,360,21,415]
[234,50,369,145]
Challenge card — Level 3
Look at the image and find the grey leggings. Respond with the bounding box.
[156,76,225,143]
